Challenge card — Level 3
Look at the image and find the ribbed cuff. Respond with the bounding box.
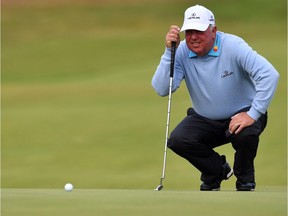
[247,107,262,121]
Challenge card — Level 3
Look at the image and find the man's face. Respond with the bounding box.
[185,25,217,56]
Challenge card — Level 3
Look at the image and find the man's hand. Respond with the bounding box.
[165,25,181,48]
[229,112,256,135]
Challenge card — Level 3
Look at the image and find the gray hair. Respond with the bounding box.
[209,24,216,31]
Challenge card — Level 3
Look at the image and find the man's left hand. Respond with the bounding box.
[229,112,256,135]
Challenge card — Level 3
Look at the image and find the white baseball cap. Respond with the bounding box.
[180,5,215,32]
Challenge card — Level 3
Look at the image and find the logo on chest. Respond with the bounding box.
[221,70,234,78]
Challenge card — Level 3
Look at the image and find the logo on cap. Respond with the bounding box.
[188,13,200,20]
[209,15,215,22]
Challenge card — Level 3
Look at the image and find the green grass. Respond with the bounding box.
[2,188,287,216]
[1,0,287,192]
[1,1,287,215]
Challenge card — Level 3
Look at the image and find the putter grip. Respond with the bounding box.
[170,41,176,78]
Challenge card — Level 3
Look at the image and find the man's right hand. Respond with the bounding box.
[165,25,181,48]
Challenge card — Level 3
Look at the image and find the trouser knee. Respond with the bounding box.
[167,134,185,154]
[168,132,209,158]
[167,131,196,157]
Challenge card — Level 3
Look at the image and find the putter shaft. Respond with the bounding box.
[155,42,176,191]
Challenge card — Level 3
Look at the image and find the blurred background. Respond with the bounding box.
[2,0,287,189]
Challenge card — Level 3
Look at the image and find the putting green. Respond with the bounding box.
[2,187,287,216]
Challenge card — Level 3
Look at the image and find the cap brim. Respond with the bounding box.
[180,23,209,32]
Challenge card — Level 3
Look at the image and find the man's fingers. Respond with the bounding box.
[230,123,240,134]
[170,25,180,32]
[166,25,181,48]
[234,124,243,134]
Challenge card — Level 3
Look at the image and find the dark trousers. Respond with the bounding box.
[167,108,267,184]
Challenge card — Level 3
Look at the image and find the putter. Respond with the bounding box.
[154,41,176,191]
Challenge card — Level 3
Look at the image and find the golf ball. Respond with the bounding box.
[64,183,73,192]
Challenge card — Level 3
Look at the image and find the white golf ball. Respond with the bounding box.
[64,183,73,192]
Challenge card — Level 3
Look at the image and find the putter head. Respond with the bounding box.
[154,185,163,191]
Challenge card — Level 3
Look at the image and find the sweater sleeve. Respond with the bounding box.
[152,46,184,96]
[235,39,279,120]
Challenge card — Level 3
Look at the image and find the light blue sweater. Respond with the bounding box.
[152,32,279,120]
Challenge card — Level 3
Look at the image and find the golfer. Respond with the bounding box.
[152,5,279,191]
